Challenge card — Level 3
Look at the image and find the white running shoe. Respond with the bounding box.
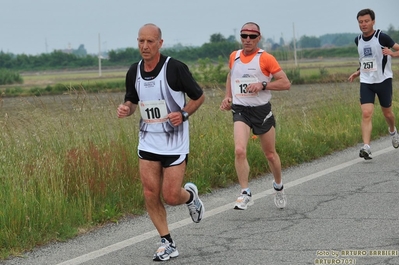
[184,182,204,223]
[274,187,287,209]
[234,191,253,210]
[273,181,287,209]
[359,145,372,160]
[390,128,399,149]
[153,238,179,261]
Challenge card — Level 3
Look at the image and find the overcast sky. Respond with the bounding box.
[1,0,398,55]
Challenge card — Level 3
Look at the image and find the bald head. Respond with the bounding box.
[137,23,163,62]
[139,23,162,40]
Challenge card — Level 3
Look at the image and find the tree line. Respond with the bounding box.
[0,26,398,72]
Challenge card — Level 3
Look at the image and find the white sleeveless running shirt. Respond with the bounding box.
[230,49,272,106]
[358,30,393,84]
[136,57,189,155]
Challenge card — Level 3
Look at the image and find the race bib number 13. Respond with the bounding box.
[139,100,168,124]
[233,77,259,97]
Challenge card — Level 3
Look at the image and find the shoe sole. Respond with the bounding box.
[233,199,254,210]
[153,252,179,261]
[153,247,179,261]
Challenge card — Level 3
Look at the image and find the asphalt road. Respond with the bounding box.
[3,136,399,265]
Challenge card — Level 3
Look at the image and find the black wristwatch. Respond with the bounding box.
[262,81,268,90]
[180,110,189,121]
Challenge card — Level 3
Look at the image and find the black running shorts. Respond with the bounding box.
[231,102,276,135]
[360,78,393,108]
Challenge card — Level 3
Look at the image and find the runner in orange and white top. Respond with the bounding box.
[229,48,281,106]
[220,22,291,210]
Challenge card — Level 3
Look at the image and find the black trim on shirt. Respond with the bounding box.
[354,30,395,48]
[354,30,395,74]
[124,54,203,105]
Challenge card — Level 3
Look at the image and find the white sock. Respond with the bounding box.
[273,182,283,190]
[241,188,251,195]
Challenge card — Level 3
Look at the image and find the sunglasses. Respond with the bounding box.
[240,34,259,39]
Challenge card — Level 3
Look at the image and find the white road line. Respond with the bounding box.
[57,146,392,265]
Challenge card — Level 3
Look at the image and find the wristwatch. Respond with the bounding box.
[262,81,268,90]
[180,110,189,121]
